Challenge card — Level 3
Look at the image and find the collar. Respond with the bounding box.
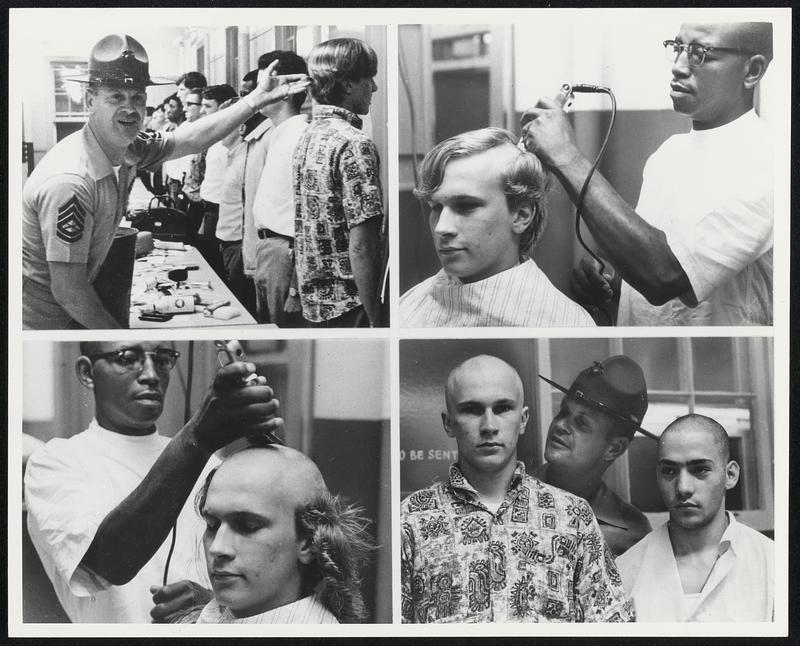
[689,109,758,143]
[197,594,335,624]
[244,117,272,142]
[588,480,633,531]
[717,511,742,557]
[86,418,160,442]
[441,258,528,286]
[447,460,526,504]
[312,104,363,130]
[81,123,116,180]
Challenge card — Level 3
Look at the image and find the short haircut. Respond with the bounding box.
[661,413,731,462]
[307,38,377,106]
[736,22,773,63]
[202,84,237,105]
[164,93,182,109]
[414,127,550,254]
[242,69,259,85]
[79,341,97,357]
[177,71,207,90]
[257,50,309,112]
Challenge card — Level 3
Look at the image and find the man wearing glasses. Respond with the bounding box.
[522,22,774,326]
[24,342,282,622]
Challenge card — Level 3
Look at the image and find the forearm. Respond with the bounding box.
[171,99,257,157]
[50,266,122,329]
[553,154,689,304]
[82,425,212,585]
[349,221,382,325]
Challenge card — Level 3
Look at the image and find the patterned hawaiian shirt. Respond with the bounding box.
[183,151,206,203]
[401,462,634,623]
[292,104,384,322]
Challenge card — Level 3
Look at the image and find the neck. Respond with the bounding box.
[668,507,729,557]
[88,120,126,165]
[692,100,753,131]
[269,106,299,127]
[545,462,604,501]
[96,415,156,437]
[459,456,518,505]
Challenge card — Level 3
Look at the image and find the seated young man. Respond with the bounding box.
[399,127,594,327]
[163,442,372,624]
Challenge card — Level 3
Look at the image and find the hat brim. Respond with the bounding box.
[65,73,175,87]
[538,374,658,441]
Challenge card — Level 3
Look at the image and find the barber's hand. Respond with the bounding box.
[251,59,311,109]
[571,256,616,306]
[284,292,301,314]
[520,96,581,168]
[189,362,283,453]
[150,580,213,623]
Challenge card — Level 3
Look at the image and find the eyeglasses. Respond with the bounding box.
[663,39,755,68]
[87,347,181,374]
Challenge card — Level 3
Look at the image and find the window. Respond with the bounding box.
[51,61,89,119]
[225,27,238,87]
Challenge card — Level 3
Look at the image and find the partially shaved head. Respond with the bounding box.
[198,443,370,622]
[445,355,523,412]
[660,413,730,462]
[208,444,329,510]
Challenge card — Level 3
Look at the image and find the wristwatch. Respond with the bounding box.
[288,287,299,298]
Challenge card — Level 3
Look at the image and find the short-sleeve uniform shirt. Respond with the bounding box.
[22,124,173,329]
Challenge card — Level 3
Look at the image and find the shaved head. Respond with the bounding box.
[445,355,523,412]
[661,413,730,462]
[218,444,329,507]
[728,21,773,62]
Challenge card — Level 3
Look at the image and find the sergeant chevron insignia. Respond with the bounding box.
[56,195,86,243]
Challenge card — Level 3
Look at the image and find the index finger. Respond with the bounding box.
[520,108,544,128]
[150,581,187,603]
[272,73,310,83]
[536,96,561,110]
[214,362,258,389]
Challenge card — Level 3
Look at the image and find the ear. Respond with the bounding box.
[743,54,769,90]
[75,356,95,390]
[84,88,96,113]
[297,533,314,565]
[510,204,534,237]
[603,435,630,463]
[724,460,741,490]
[341,78,355,96]
[518,406,529,436]
[442,411,456,438]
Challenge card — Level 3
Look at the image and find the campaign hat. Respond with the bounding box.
[66,34,173,87]
[539,355,656,440]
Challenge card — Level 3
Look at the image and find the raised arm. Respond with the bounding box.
[81,363,283,585]
[170,61,310,158]
[522,98,691,306]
